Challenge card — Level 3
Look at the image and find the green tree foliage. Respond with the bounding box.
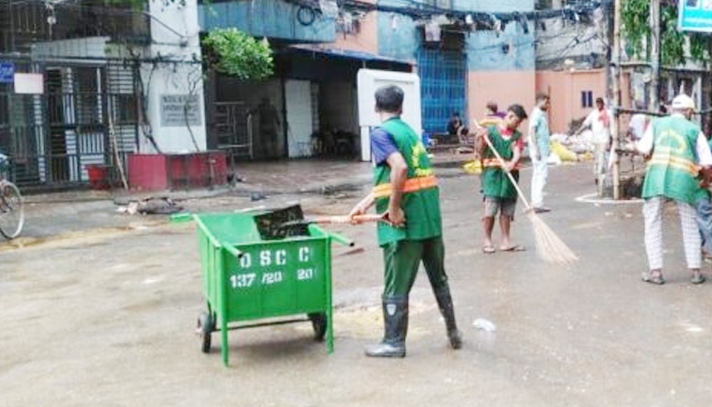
[201,28,274,80]
[621,0,709,66]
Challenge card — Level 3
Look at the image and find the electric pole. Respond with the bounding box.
[649,0,661,112]
[611,0,622,200]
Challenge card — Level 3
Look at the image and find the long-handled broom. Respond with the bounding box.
[481,134,578,264]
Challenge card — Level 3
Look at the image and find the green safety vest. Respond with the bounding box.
[642,116,701,204]
[480,125,521,199]
[372,118,442,246]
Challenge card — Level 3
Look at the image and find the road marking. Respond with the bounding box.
[576,193,643,205]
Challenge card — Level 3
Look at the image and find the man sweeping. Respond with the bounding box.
[475,104,528,254]
[348,85,462,357]
[632,94,712,285]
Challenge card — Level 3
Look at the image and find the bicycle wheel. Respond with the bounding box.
[0,181,24,239]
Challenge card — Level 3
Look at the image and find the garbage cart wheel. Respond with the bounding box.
[197,312,213,353]
[308,313,327,341]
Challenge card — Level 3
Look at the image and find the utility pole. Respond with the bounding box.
[649,0,661,112]
[610,0,622,200]
[604,0,615,102]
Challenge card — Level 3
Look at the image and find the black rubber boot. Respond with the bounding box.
[364,297,408,358]
[434,286,462,349]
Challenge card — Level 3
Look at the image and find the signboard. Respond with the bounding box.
[0,62,14,83]
[160,94,202,127]
[14,73,44,94]
[679,0,712,33]
[357,69,422,161]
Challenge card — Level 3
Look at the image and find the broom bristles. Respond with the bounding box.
[526,211,579,265]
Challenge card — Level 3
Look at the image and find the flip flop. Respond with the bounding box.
[500,245,525,252]
[642,271,665,285]
[482,246,496,254]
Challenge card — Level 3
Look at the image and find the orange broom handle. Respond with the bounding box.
[311,214,386,224]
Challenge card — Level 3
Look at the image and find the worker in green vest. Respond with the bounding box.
[475,104,528,254]
[633,94,712,285]
[348,85,462,358]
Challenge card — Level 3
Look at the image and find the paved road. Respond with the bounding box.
[2,163,712,407]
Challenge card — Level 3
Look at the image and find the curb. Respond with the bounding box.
[23,161,473,205]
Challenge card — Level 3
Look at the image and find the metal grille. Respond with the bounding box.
[213,102,253,158]
[0,59,139,188]
[417,49,467,135]
[0,0,150,54]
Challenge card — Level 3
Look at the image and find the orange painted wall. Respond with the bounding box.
[467,71,536,128]
[535,69,607,134]
[333,5,378,55]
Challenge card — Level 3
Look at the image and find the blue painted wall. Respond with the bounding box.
[376,11,419,62]
[376,0,535,67]
[465,21,535,71]
[199,0,335,43]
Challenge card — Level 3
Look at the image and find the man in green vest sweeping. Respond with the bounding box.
[633,94,712,285]
[348,85,462,357]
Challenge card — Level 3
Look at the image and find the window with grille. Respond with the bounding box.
[581,91,593,108]
[74,67,102,126]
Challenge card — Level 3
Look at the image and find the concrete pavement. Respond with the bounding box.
[3,163,712,406]
[4,154,472,244]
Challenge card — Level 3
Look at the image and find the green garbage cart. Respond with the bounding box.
[193,212,352,366]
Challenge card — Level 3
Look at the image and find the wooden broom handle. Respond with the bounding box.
[481,133,533,211]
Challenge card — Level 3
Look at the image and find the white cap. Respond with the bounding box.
[671,94,695,111]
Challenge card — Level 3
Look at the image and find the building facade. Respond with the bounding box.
[199,0,538,160]
[0,0,207,188]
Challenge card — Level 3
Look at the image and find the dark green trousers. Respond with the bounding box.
[382,236,449,297]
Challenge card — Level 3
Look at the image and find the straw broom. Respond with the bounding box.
[481,134,578,264]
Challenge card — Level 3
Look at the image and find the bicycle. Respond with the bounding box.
[0,153,24,239]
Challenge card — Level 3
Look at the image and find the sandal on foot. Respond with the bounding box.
[500,245,525,252]
[482,246,496,254]
[691,273,706,285]
[642,271,665,285]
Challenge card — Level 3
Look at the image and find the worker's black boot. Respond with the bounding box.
[434,286,462,349]
[365,296,408,358]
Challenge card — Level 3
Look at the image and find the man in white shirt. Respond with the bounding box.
[574,97,612,184]
[528,93,551,213]
[628,113,648,142]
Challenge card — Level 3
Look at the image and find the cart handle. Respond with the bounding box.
[329,232,355,247]
[308,224,355,247]
[223,244,243,259]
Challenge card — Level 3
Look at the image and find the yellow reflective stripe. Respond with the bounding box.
[478,118,502,127]
[647,157,699,175]
[372,175,438,198]
[481,158,519,169]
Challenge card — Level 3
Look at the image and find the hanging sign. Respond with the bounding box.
[679,0,712,33]
[14,73,44,94]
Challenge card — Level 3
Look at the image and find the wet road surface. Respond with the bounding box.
[2,163,712,407]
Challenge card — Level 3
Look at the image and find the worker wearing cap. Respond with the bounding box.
[348,85,462,358]
[632,94,712,285]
